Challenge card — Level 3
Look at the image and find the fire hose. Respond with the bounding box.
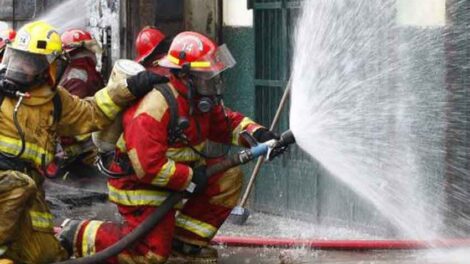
[55,130,296,264]
[211,236,470,250]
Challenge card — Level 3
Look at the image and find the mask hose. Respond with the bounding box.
[0,91,29,159]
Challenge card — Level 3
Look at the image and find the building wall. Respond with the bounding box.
[220,1,257,189]
[222,1,255,118]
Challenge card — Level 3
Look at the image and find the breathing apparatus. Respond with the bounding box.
[187,72,223,114]
[0,21,67,160]
[170,66,233,160]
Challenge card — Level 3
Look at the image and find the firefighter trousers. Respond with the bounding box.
[0,170,68,263]
[74,164,243,264]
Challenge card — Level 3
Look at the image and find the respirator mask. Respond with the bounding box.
[190,74,224,113]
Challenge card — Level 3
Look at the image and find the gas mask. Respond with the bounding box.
[189,74,224,113]
[2,47,50,91]
[1,46,66,92]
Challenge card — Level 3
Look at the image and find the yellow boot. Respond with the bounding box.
[0,259,14,264]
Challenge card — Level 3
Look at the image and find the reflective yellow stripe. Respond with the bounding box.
[82,220,103,257]
[0,245,7,256]
[63,144,83,157]
[0,134,54,166]
[116,134,127,152]
[29,211,54,229]
[168,55,211,68]
[108,183,168,207]
[75,133,91,142]
[152,160,176,186]
[190,61,211,68]
[168,55,180,65]
[231,117,257,145]
[166,142,205,162]
[175,214,217,239]
[95,88,121,119]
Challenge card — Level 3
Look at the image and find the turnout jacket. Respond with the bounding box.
[0,79,135,169]
[109,75,263,206]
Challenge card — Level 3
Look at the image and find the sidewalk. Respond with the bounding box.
[45,177,470,263]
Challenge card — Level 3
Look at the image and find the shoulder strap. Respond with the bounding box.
[154,84,179,144]
[52,92,62,123]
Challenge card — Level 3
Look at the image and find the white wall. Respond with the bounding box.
[223,0,252,27]
[397,0,445,26]
[185,0,218,39]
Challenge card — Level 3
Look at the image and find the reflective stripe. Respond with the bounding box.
[64,68,88,82]
[231,117,257,145]
[108,183,168,207]
[168,55,211,68]
[116,134,127,152]
[0,134,54,166]
[166,142,205,162]
[152,159,176,186]
[82,220,103,257]
[29,211,54,230]
[63,144,83,157]
[75,133,91,142]
[0,245,7,256]
[175,214,218,239]
[95,88,121,119]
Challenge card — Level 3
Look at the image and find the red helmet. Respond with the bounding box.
[0,29,16,51]
[159,31,236,79]
[61,29,94,52]
[135,26,166,63]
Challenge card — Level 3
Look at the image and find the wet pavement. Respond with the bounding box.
[210,247,470,264]
[44,169,470,263]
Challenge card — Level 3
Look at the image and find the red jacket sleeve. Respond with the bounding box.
[61,78,90,98]
[122,90,192,191]
[208,105,263,146]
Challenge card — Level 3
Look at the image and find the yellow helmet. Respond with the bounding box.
[2,21,64,87]
[11,20,62,57]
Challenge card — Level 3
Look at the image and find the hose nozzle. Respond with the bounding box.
[278,130,296,147]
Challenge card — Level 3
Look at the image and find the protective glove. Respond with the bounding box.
[268,144,288,161]
[126,71,169,98]
[253,128,287,160]
[186,166,208,195]
[253,127,280,143]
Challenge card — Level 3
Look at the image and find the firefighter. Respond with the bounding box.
[46,29,105,177]
[0,29,16,63]
[61,31,284,263]
[0,21,167,264]
[134,26,171,76]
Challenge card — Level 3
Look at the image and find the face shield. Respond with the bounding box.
[190,44,235,95]
[2,47,52,87]
[191,44,236,80]
[191,75,224,96]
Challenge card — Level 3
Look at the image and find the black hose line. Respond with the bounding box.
[0,97,26,159]
[12,107,26,157]
[55,153,243,264]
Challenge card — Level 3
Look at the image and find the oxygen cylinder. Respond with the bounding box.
[92,59,145,153]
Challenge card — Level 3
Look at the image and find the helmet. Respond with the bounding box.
[0,29,16,51]
[2,21,63,87]
[61,28,93,52]
[135,26,166,63]
[159,31,236,80]
[61,28,102,55]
